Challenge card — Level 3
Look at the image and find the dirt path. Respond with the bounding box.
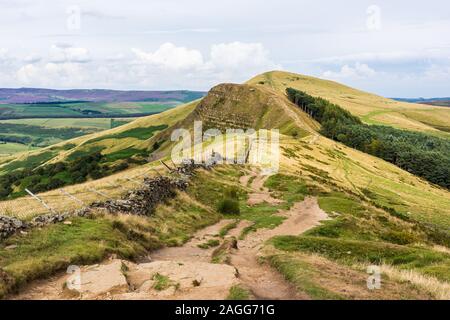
[229,196,327,299]
[150,219,235,263]
[12,169,328,300]
[239,170,283,206]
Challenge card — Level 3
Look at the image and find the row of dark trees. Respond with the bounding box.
[0,151,131,199]
[286,88,450,189]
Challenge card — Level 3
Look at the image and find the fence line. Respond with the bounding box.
[0,163,173,219]
[25,188,57,215]
[87,187,112,200]
[60,188,86,206]
[106,181,128,192]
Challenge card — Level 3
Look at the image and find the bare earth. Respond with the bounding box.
[12,170,328,300]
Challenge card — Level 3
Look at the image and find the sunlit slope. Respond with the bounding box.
[142,83,320,158]
[278,134,450,228]
[2,74,449,229]
[193,83,317,134]
[64,81,317,158]
[247,71,450,134]
[0,101,198,175]
[4,130,449,230]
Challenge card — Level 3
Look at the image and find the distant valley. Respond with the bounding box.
[0,88,205,156]
[393,97,450,107]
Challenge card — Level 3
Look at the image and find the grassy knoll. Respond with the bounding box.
[247,71,450,134]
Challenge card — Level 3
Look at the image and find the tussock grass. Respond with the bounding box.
[219,220,238,238]
[197,239,220,249]
[226,285,251,300]
[379,264,450,300]
[152,273,178,291]
[271,235,450,282]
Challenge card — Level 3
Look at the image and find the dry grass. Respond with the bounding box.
[0,162,171,219]
[432,245,450,255]
[278,135,450,228]
[264,248,431,300]
[379,264,450,300]
[248,71,450,134]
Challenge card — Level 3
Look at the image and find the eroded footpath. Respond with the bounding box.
[12,170,328,300]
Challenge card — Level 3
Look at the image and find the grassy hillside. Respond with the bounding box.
[248,71,450,134]
[0,101,198,199]
[1,133,449,299]
[1,72,449,299]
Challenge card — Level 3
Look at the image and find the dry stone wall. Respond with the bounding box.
[0,161,213,241]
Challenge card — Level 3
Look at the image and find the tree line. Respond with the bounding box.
[286,88,450,189]
[0,151,132,199]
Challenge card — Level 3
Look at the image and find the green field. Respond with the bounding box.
[0,118,135,130]
[0,142,39,156]
[0,102,177,119]
[0,118,136,156]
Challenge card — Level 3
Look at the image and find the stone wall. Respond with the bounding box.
[0,160,213,241]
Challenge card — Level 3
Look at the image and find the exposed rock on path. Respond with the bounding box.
[12,169,328,300]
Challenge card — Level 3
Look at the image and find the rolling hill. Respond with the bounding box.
[0,88,205,104]
[394,97,450,107]
[0,71,449,300]
[248,71,450,134]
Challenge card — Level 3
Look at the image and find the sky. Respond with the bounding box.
[0,0,449,97]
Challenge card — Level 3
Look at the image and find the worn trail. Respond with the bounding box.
[12,169,327,300]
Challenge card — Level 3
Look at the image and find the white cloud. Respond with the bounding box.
[322,62,376,80]
[16,63,39,84]
[17,62,85,86]
[49,44,90,63]
[0,48,8,59]
[210,42,275,70]
[128,42,279,88]
[132,43,204,71]
[424,64,450,80]
[308,50,450,65]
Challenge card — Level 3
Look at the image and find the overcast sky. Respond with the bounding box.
[1,0,449,97]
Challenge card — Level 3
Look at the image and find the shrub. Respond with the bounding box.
[287,87,450,189]
[381,230,419,245]
[225,187,239,200]
[217,198,240,215]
